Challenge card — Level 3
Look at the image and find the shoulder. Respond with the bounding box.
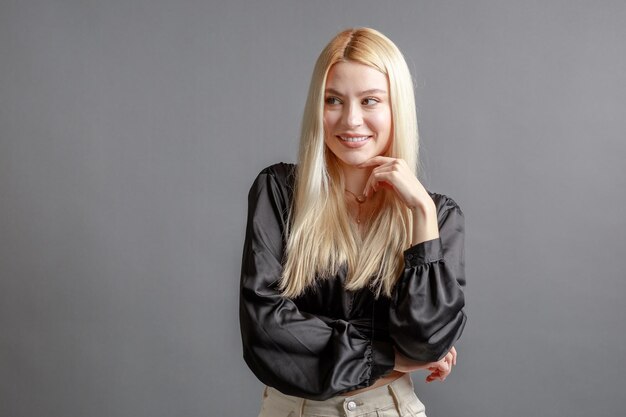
[248,162,297,206]
[426,189,464,219]
[258,162,297,184]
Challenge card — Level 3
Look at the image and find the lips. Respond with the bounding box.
[338,135,372,142]
[335,135,372,148]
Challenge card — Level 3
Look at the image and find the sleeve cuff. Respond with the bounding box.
[403,237,444,268]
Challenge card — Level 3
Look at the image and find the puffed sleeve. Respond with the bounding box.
[389,195,467,362]
[239,166,384,400]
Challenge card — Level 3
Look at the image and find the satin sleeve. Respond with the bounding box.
[389,198,467,362]
[239,168,386,400]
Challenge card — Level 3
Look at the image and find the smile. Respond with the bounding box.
[338,136,371,142]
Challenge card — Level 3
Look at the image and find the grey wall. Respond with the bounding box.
[1,1,625,416]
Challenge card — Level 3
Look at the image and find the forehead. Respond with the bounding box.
[325,61,388,92]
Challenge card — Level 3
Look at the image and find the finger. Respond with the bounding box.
[359,166,373,197]
[368,164,395,187]
[441,359,452,380]
[357,156,396,167]
[429,363,447,377]
[373,164,406,177]
[363,168,380,197]
[364,162,407,196]
[363,175,372,197]
[363,164,391,196]
[451,347,457,366]
[368,171,393,195]
[426,372,443,383]
[371,170,401,188]
[370,164,396,173]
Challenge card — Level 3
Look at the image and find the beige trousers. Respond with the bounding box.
[257,373,427,417]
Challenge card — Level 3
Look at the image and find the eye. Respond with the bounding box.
[362,97,380,105]
[325,96,342,105]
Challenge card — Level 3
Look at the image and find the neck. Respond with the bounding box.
[340,163,372,196]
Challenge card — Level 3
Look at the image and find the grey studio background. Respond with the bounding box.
[1,1,625,416]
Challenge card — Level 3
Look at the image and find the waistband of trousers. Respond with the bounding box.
[263,373,416,416]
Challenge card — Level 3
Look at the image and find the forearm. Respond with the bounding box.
[410,201,439,245]
[393,347,431,372]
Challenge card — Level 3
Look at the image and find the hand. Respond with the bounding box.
[425,346,457,383]
[393,346,458,383]
[358,156,432,210]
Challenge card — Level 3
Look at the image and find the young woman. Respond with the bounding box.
[240,28,467,417]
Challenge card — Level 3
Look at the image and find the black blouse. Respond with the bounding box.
[239,162,467,401]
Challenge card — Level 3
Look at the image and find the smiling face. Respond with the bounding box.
[323,61,393,169]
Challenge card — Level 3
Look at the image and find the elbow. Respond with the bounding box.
[391,309,467,362]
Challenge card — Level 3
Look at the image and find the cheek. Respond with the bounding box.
[369,111,392,133]
[323,113,341,139]
[322,116,331,144]
[323,111,337,128]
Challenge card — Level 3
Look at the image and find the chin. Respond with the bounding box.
[334,154,366,167]
[326,143,380,168]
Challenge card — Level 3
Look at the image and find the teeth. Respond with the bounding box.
[339,136,369,142]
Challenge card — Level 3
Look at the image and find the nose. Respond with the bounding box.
[343,102,363,128]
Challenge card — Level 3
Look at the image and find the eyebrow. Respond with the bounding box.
[324,88,388,96]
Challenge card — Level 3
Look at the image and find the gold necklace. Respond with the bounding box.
[344,189,367,224]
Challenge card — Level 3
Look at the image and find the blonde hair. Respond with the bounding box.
[279,27,419,299]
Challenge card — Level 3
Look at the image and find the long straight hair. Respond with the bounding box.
[279,28,420,299]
